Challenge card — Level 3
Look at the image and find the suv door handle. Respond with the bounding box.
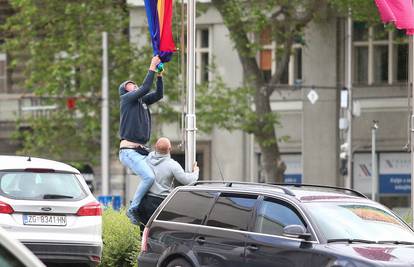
[195,236,205,244]
[246,245,259,251]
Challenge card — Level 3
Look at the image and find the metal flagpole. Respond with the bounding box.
[371,121,378,201]
[101,32,110,195]
[185,0,196,172]
[410,28,414,227]
[345,10,353,189]
[409,0,414,226]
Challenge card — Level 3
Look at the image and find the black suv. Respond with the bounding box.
[138,181,414,267]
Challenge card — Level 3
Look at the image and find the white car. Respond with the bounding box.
[0,155,103,266]
[0,225,45,267]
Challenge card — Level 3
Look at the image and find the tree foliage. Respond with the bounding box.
[203,0,380,182]
[1,0,180,164]
[1,0,384,178]
[332,0,379,22]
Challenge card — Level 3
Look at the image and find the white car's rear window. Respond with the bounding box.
[0,172,87,200]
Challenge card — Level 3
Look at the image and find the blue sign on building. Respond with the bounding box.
[379,174,411,194]
[284,174,302,184]
[282,154,302,184]
[379,153,411,195]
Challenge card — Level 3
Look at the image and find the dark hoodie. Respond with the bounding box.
[119,71,163,144]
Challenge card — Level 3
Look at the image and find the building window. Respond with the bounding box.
[183,27,211,84]
[0,53,7,93]
[353,22,408,85]
[258,29,302,85]
[256,153,303,184]
[196,28,211,84]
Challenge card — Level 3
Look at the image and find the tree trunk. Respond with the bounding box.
[253,84,286,183]
[211,0,287,183]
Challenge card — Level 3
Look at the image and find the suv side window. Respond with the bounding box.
[206,193,257,231]
[156,191,215,225]
[254,197,306,236]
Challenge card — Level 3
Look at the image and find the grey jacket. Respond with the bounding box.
[146,151,199,197]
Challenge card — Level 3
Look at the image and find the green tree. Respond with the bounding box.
[1,0,382,181]
[1,0,179,164]
[200,0,379,183]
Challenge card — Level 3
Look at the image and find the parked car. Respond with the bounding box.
[138,181,414,267]
[0,225,45,267]
[0,155,103,266]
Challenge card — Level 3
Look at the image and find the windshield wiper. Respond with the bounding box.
[377,240,414,245]
[43,194,74,199]
[327,238,377,244]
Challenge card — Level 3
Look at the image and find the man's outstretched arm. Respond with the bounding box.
[143,73,163,105]
[121,56,161,102]
[171,161,199,185]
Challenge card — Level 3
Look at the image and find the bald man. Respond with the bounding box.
[136,137,199,230]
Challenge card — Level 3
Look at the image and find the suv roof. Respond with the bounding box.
[0,155,80,174]
[185,181,369,203]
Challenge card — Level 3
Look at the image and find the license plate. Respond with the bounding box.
[23,214,67,226]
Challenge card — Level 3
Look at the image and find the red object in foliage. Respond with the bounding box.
[66,98,76,110]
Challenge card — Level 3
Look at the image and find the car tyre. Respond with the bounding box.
[166,258,192,267]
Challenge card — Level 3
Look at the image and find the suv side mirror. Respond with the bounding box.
[283,225,311,240]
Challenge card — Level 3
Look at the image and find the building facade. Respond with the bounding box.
[127,0,411,210]
[0,0,411,211]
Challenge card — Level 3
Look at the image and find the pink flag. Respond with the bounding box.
[374,0,414,35]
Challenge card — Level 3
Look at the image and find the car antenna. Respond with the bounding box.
[212,150,225,182]
[27,156,31,162]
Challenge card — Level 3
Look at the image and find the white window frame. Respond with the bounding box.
[196,26,212,84]
[260,40,302,85]
[353,24,407,85]
[288,45,302,85]
[0,53,7,92]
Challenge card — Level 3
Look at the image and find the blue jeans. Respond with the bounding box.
[119,149,154,213]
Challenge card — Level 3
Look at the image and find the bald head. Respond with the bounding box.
[155,137,171,154]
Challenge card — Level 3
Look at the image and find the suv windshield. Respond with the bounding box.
[0,171,86,200]
[304,202,414,243]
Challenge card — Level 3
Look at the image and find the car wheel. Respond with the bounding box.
[166,258,192,267]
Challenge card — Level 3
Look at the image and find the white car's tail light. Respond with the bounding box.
[141,227,149,252]
[0,201,14,214]
[76,202,102,216]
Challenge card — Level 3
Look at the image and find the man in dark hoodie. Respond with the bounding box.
[119,56,163,225]
[136,137,199,231]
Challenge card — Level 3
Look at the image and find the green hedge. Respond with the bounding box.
[100,208,141,267]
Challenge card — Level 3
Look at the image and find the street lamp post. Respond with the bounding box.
[345,11,353,189]
[101,32,109,196]
[371,120,379,201]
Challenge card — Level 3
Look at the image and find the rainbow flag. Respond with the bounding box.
[144,0,176,63]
